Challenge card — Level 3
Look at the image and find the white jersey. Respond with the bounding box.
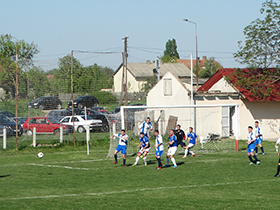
[138,121,153,135]
[114,133,128,146]
[255,126,263,140]
[155,134,164,151]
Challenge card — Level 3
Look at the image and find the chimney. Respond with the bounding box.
[146,60,151,64]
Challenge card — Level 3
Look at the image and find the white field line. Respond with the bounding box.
[29,164,90,171]
[0,178,278,201]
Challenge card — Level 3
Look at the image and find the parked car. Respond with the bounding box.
[113,107,120,114]
[68,95,99,109]
[0,125,14,137]
[99,110,112,115]
[60,115,102,133]
[0,114,23,136]
[0,111,15,118]
[11,117,28,127]
[91,107,104,111]
[27,96,62,110]
[47,110,72,121]
[23,117,72,136]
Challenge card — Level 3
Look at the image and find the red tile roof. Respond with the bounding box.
[197,68,280,101]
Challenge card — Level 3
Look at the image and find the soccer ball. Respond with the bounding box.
[38,152,44,158]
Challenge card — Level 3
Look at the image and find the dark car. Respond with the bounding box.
[27,96,62,110]
[0,125,14,137]
[90,107,104,111]
[47,110,72,121]
[68,95,99,109]
[0,111,15,118]
[11,117,28,127]
[0,114,23,136]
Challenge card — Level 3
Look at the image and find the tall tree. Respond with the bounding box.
[199,57,223,78]
[234,1,280,68]
[161,39,180,63]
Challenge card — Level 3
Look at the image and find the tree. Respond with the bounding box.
[161,39,180,63]
[199,57,223,78]
[141,75,158,93]
[234,1,280,68]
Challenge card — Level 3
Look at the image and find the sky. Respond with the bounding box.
[0,0,265,71]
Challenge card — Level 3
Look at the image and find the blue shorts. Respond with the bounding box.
[155,151,163,157]
[247,144,255,153]
[116,145,127,155]
[255,138,263,144]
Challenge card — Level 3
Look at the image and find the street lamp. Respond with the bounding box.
[6,35,19,150]
[182,18,199,89]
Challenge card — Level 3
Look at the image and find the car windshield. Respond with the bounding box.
[75,96,85,101]
[0,115,14,123]
[81,116,93,120]
[48,117,59,124]
[33,97,44,102]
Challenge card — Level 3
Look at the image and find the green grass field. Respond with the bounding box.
[0,138,279,210]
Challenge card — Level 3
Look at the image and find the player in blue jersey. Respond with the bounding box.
[133,132,151,166]
[110,129,129,167]
[183,127,198,158]
[254,121,265,155]
[163,129,178,168]
[154,130,164,170]
[138,117,153,137]
[247,126,260,165]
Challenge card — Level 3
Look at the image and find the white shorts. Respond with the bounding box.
[276,138,280,145]
[139,147,150,154]
[187,143,195,149]
[167,146,177,156]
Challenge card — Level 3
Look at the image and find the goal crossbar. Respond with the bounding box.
[120,104,240,151]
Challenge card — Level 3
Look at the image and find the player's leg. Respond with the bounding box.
[276,141,279,152]
[274,158,280,177]
[255,140,259,154]
[247,153,254,164]
[251,152,260,165]
[122,154,126,166]
[113,147,120,164]
[183,145,189,158]
[170,154,177,168]
[259,141,265,155]
[164,152,170,167]
[155,151,163,169]
[143,151,148,165]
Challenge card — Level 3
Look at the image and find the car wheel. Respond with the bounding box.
[39,105,44,110]
[78,103,83,109]
[101,124,109,132]
[77,126,85,133]
[26,129,33,136]
[53,129,60,135]
[57,104,62,109]
[18,131,22,137]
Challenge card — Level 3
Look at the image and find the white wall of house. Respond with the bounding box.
[113,67,146,93]
[210,77,236,92]
[147,72,192,134]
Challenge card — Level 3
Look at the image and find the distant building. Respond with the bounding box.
[177,56,219,69]
[113,61,194,93]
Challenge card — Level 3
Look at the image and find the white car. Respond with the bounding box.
[60,115,102,133]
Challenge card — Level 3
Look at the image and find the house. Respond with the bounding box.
[177,56,218,69]
[113,61,193,93]
[195,68,280,140]
[147,68,280,140]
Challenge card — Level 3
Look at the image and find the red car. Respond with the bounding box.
[23,117,72,136]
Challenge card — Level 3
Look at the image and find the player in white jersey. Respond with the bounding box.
[247,126,260,165]
[138,117,153,137]
[254,121,265,155]
[110,129,128,167]
[154,130,164,170]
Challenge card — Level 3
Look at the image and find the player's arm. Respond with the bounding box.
[138,123,143,132]
[150,124,153,131]
[110,134,117,139]
[122,135,128,141]
[195,137,198,145]
[166,140,174,145]
[137,142,142,148]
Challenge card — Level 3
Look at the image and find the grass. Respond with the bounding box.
[0,138,279,209]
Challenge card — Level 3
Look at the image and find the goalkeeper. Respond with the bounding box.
[175,124,187,149]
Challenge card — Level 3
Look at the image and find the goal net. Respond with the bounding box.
[107,104,239,157]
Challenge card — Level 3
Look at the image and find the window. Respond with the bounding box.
[61,117,70,123]
[28,119,37,124]
[39,119,48,124]
[163,78,172,96]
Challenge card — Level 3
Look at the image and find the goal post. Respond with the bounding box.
[120,104,240,152]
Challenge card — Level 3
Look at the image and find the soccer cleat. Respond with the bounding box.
[122,165,125,167]
[157,167,161,170]
[274,174,279,177]
[182,156,186,158]
[255,153,259,155]
[161,163,163,167]
[262,153,265,155]
[191,154,195,157]
[113,161,117,164]
[256,161,261,165]
[249,162,254,165]
[173,165,177,168]
[163,164,169,168]
[132,163,137,166]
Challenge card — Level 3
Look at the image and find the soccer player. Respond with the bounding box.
[254,121,265,155]
[247,126,260,165]
[138,117,153,137]
[275,127,280,152]
[183,127,198,158]
[110,129,128,167]
[133,132,151,166]
[164,129,178,168]
[154,130,164,170]
[175,124,187,153]
[274,150,280,177]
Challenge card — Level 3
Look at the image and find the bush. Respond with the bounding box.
[92,91,117,105]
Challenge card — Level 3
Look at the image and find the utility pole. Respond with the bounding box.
[119,37,128,106]
[15,42,18,150]
[71,50,75,146]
